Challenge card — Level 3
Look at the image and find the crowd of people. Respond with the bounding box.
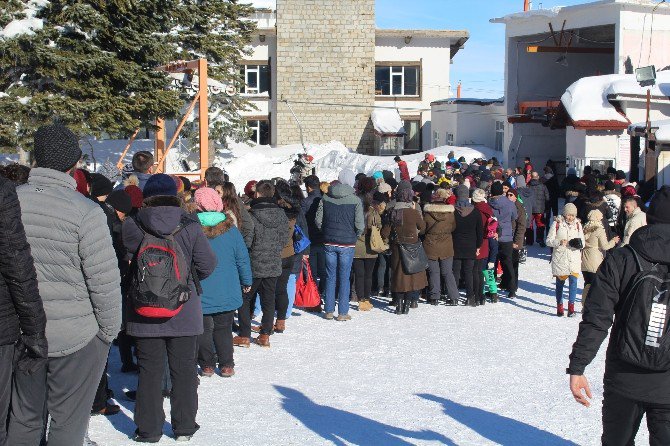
[0,123,668,445]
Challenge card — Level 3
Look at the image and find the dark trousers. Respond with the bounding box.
[498,242,517,293]
[240,277,278,337]
[428,258,459,302]
[92,360,110,412]
[375,253,392,293]
[198,311,235,369]
[453,258,475,299]
[353,258,376,301]
[134,336,199,440]
[584,271,597,285]
[0,344,13,446]
[309,244,327,293]
[7,336,107,446]
[500,249,520,291]
[473,259,485,302]
[275,257,295,321]
[602,389,670,446]
[117,330,135,368]
[545,199,559,227]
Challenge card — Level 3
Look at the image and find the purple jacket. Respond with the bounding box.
[122,196,216,337]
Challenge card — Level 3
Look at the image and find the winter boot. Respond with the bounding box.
[410,299,419,309]
[402,296,411,314]
[232,336,250,348]
[568,303,576,318]
[557,303,565,317]
[395,300,403,315]
[274,319,286,333]
[388,294,398,306]
[466,296,477,307]
[255,334,271,348]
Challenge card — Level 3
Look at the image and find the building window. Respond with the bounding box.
[433,131,440,148]
[247,119,270,145]
[446,133,454,146]
[240,65,270,96]
[495,121,504,152]
[403,119,421,152]
[375,65,420,97]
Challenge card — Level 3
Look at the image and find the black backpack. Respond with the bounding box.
[614,246,670,371]
[129,216,195,318]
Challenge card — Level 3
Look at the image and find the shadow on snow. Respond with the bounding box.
[274,385,456,445]
[417,394,578,446]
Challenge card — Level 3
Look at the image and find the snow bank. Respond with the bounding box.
[561,72,670,124]
[629,118,670,141]
[371,109,406,135]
[1,0,48,39]
[75,136,496,190]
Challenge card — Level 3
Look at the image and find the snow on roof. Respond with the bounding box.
[167,73,228,93]
[248,0,275,9]
[432,97,504,106]
[628,119,670,141]
[491,0,670,23]
[490,6,562,23]
[561,71,670,129]
[371,109,406,135]
[1,0,48,39]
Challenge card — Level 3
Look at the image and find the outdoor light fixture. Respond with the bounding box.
[404,36,412,44]
[259,34,266,42]
[636,65,657,87]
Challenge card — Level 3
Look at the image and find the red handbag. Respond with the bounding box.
[294,258,321,308]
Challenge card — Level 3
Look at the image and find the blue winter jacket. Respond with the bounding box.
[198,212,252,315]
[489,196,518,243]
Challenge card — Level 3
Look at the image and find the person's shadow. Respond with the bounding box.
[275,386,455,445]
[417,394,578,446]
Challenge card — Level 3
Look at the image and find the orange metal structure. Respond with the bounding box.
[117,59,210,180]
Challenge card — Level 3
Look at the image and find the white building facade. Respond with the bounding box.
[491,0,670,177]
[240,7,468,154]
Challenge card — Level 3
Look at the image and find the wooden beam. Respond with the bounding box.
[198,58,209,180]
[526,45,614,54]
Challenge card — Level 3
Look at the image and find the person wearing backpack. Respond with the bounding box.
[194,188,251,379]
[568,186,670,445]
[122,174,217,443]
[546,203,585,317]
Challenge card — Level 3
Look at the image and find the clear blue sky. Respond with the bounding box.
[376,0,587,99]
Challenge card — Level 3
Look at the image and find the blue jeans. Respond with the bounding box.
[488,238,499,266]
[556,275,578,304]
[324,245,355,315]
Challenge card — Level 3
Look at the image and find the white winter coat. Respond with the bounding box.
[622,207,647,246]
[546,215,585,277]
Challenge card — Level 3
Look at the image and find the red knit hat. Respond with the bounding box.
[244,180,257,197]
[124,184,144,208]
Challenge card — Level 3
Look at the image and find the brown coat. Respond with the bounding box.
[384,205,428,293]
[422,203,456,260]
[354,209,382,259]
[512,200,527,248]
[280,217,297,259]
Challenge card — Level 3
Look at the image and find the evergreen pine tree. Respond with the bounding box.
[0,0,255,153]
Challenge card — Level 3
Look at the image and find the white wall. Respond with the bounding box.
[375,36,453,151]
[431,102,506,149]
[619,10,670,74]
[506,123,565,169]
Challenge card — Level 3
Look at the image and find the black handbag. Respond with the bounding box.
[397,241,429,275]
[568,238,584,250]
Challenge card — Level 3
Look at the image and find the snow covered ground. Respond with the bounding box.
[89,244,642,446]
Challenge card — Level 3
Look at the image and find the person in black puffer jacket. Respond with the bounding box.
[0,174,47,446]
[236,180,289,348]
[568,186,670,445]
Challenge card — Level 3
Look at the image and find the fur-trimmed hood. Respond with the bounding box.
[423,203,455,214]
[198,211,238,238]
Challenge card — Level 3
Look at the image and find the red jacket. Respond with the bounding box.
[474,201,494,260]
[397,161,410,181]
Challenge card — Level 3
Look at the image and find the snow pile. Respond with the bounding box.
[248,0,276,9]
[561,72,670,125]
[490,6,562,23]
[1,0,48,39]
[629,119,670,141]
[371,108,406,135]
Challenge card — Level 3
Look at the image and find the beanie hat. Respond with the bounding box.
[171,175,185,194]
[491,181,504,197]
[563,203,578,217]
[508,188,519,198]
[647,186,670,225]
[615,171,627,181]
[567,167,577,176]
[143,173,177,198]
[396,180,412,192]
[73,169,91,196]
[588,209,603,222]
[377,182,392,194]
[244,180,257,197]
[124,185,144,209]
[472,188,487,203]
[33,124,82,172]
[455,184,469,201]
[359,177,376,194]
[195,187,224,212]
[432,188,450,202]
[338,169,356,187]
[372,171,384,180]
[90,173,113,198]
[604,180,615,191]
[412,181,427,194]
[106,190,132,214]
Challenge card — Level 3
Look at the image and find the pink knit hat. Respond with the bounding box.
[194,187,223,212]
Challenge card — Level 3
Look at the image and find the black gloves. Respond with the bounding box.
[15,332,48,374]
